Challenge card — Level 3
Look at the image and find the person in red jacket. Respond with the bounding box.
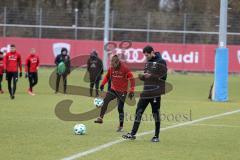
[94,55,135,131]
[25,48,40,96]
[0,51,4,94]
[4,44,22,99]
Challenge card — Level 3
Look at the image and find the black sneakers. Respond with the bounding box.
[151,136,160,142]
[94,117,103,124]
[123,133,160,142]
[122,133,136,140]
[10,95,15,100]
[116,126,123,132]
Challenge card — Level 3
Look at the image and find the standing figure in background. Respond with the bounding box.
[4,44,22,99]
[87,51,103,97]
[25,48,40,96]
[55,48,71,94]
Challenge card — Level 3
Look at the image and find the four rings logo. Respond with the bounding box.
[115,48,146,63]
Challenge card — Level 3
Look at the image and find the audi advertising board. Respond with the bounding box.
[0,37,239,73]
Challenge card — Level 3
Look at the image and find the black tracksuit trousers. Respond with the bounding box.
[131,97,161,138]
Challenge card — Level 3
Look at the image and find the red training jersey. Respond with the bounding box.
[4,51,22,73]
[0,59,4,75]
[25,54,40,73]
[101,62,135,93]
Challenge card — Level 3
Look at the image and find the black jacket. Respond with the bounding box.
[55,54,71,75]
[87,56,103,82]
[140,52,167,98]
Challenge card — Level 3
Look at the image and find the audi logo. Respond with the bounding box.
[114,48,146,63]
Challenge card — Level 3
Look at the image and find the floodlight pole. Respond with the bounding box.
[213,0,229,102]
[219,0,228,47]
[103,0,110,70]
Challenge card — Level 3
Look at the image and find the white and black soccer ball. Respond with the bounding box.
[73,124,86,135]
[94,97,104,108]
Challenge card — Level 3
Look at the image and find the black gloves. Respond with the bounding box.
[25,73,28,78]
[100,85,104,91]
[138,74,145,81]
[128,92,134,100]
[19,72,22,78]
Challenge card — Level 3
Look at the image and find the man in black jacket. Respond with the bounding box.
[123,45,167,142]
[87,51,103,97]
[55,48,71,94]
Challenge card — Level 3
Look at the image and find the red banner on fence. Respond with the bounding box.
[0,37,239,73]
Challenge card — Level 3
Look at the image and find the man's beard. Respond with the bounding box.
[147,56,152,61]
[112,63,120,69]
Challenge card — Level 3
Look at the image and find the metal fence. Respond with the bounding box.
[0,7,240,44]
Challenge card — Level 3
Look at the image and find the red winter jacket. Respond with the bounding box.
[4,51,22,73]
[101,62,135,93]
[25,54,40,73]
[0,59,4,75]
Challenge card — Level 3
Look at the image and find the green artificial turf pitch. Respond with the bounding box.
[0,68,239,160]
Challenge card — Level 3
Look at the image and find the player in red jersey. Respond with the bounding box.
[4,44,22,99]
[0,51,4,94]
[94,55,135,131]
[25,48,40,96]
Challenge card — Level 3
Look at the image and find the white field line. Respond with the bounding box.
[61,109,240,160]
[190,123,240,128]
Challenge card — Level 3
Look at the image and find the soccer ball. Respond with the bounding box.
[73,124,86,135]
[94,97,104,107]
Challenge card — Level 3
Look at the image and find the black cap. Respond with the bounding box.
[10,44,15,48]
[143,45,154,54]
[61,48,68,53]
[90,50,98,57]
